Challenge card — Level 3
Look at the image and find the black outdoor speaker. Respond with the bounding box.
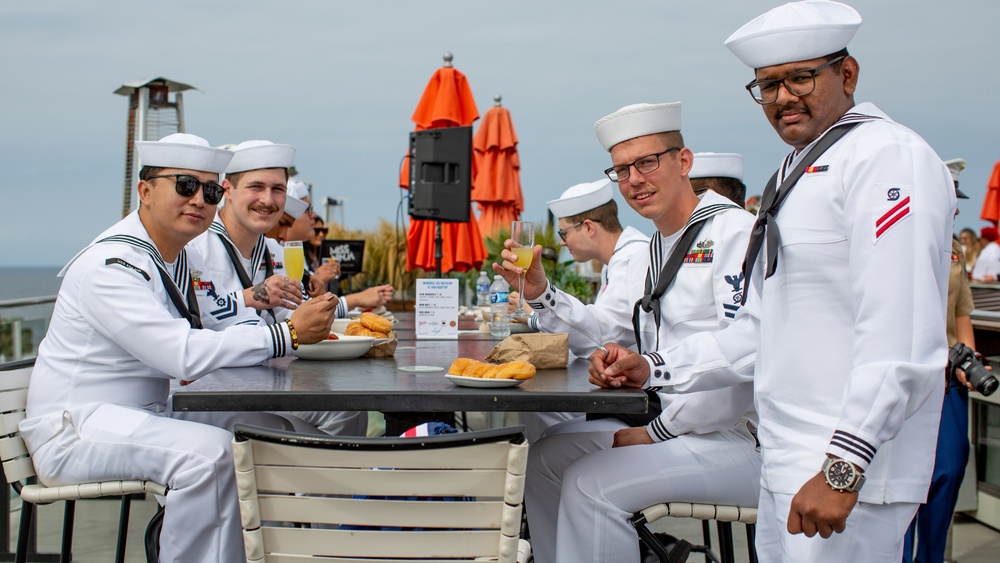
[408,126,472,223]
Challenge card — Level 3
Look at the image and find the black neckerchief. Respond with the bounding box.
[212,227,275,323]
[632,203,739,353]
[96,235,203,329]
[740,114,879,305]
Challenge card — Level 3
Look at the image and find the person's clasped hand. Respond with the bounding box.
[588,342,651,389]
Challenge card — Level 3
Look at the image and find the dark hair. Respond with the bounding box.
[563,199,623,233]
[138,166,164,181]
[826,48,849,69]
[690,177,747,207]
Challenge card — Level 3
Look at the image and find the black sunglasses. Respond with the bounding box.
[314,227,329,235]
[147,174,225,205]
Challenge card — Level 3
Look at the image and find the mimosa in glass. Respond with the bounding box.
[509,221,534,319]
[283,241,305,281]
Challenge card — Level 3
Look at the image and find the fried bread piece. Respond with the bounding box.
[462,361,491,378]
[497,360,536,380]
[448,358,477,375]
[360,312,393,334]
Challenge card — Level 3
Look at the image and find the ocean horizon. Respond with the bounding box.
[0,266,63,302]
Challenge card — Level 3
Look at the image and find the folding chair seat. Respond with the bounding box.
[632,502,757,563]
[233,423,531,562]
[0,366,167,563]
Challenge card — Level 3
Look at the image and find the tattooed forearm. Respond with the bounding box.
[252,281,270,304]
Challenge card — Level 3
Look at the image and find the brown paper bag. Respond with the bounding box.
[365,331,398,357]
[485,333,568,369]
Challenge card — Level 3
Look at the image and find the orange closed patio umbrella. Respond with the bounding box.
[400,54,487,274]
[473,95,523,237]
[982,160,1000,226]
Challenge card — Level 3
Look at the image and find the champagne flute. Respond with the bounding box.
[509,221,534,319]
[283,241,305,282]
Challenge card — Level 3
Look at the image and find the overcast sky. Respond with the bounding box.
[3,0,998,266]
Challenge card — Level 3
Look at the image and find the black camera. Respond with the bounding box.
[949,342,998,396]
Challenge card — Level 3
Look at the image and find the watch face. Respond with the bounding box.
[826,460,855,488]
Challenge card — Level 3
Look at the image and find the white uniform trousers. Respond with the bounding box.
[755,488,918,563]
[525,418,761,563]
[287,409,368,436]
[518,411,582,443]
[29,404,292,563]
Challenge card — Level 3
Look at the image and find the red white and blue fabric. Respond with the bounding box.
[399,421,458,438]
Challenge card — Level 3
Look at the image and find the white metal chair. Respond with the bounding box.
[233,423,531,562]
[632,502,757,563]
[0,366,167,563]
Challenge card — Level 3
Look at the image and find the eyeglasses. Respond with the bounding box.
[745,55,846,105]
[146,174,225,205]
[314,227,329,235]
[558,220,590,242]
[604,147,681,183]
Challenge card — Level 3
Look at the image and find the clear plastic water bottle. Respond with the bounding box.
[475,270,491,307]
[489,276,511,338]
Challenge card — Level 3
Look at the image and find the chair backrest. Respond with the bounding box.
[0,367,36,487]
[233,424,528,563]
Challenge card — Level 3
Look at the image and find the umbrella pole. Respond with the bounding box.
[435,220,443,278]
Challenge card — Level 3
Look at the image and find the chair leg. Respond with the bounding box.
[60,500,76,563]
[145,504,165,563]
[702,520,713,552]
[630,513,673,563]
[115,495,133,563]
[746,524,758,563]
[717,521,735,563]
[15,501,34,563]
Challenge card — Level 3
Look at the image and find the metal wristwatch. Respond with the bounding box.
[822,456,866,493]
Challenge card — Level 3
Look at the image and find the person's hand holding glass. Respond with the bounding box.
[507,222,535,319]
[492,222,547,307]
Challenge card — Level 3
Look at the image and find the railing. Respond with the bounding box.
[0,295,56,363]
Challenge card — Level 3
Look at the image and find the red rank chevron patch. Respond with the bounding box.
[875,196,910,240]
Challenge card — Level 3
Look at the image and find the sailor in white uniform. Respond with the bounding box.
[18,133,339,563]
[190,140,365,436]
[268,180,395,315]
[498,103,760,563]
[511,179,649,442]
[595,3,955,561]
[689,152,748,207]
[190,140,301,327]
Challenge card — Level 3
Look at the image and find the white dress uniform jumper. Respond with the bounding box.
[642,104,955,561]
[523,191,762,563]
[189,216,366,436]
[19,211,299,563]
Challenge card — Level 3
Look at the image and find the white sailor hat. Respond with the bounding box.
[547,179,614,218]
[594,102,681,152]
[724,0,862,69]
[136,133,233,174]
[285,180,310,219]
[690,153,745,181]
[944,158,968,198]
[225,140,296,174]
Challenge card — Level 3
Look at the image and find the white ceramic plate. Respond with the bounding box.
[292,335,374,360]
[445,374,526,388]
[331,319,353,333]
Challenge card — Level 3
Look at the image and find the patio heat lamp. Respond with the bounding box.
[114,77,196,218]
